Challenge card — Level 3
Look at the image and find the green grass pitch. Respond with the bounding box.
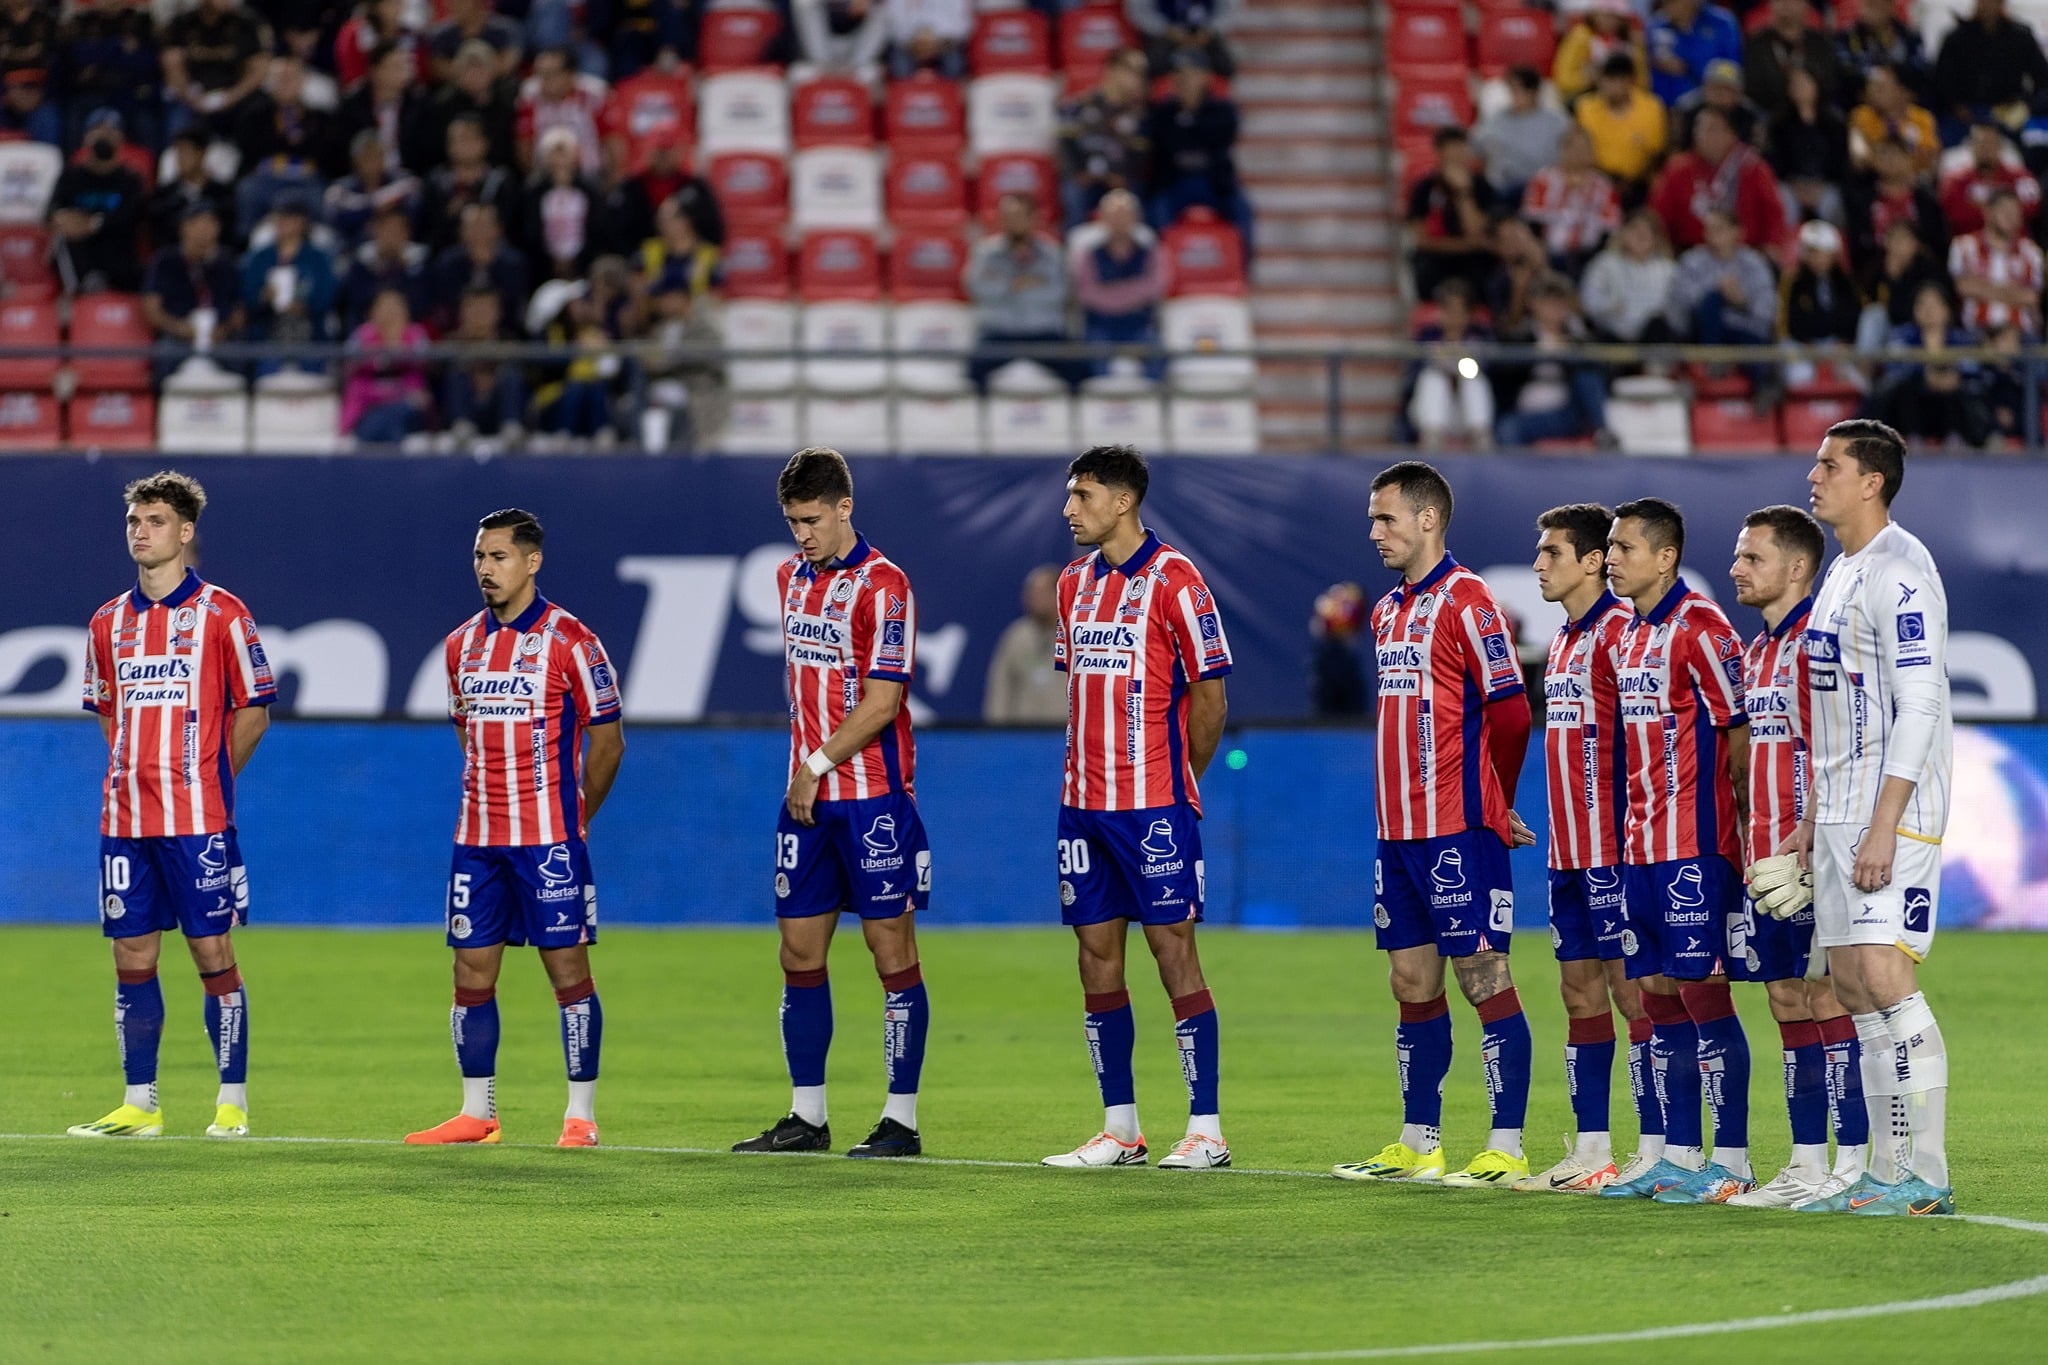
[4,926,2047,1363]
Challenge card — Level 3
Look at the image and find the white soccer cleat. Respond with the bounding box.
[1042,1131,1148,1168]
[1610,1150,1662,1186]
[1726,1164,1830,1208]
[1790,1170,1859,1210]
[1156,1133,1232,1170]
[1512,1150,1619,1194]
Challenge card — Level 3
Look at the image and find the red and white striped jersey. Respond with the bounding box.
[1370,555,1525,844]
[1521,167,1622,258]
[1054,532,1231,813]
[1542,590,1631,870]
[515,71,610,174]
[778,535,919,802]
[84,571,276,839]
[1612,579,1747,866]
[1947,230,2045,333]
[444,595,621,848]
[1743,597,1813,869]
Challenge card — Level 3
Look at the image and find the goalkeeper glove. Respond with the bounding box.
[1745,853,1812,920]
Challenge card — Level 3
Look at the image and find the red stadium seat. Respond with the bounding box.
[791,75,874,147]
[889,230,968,300]
[1386,8,1468,74]
[970,10,1053,75]
[1395,134,1438,200]
[0,224,55,300]
[886,154,969,229]
[1690,398,1782,452]
[1782,396,1858,448]
[1476,11,1557,78]
[0,390,60,449]
[67,390,157,451]
[976,152,1057,227]
[1161,208,1246,296]
[1687,363,1751,400]
[1787,360,1860,400]
[698,8,783,71]
[603,69,696,175]
[797,230,882,300]
[0,296,58,387]
[706,152,790,230]
[1392,75,1475,138]
[885,74,966,157]
[1057,7,1134,91]
[717,230,791,299]
[68,291,151,390]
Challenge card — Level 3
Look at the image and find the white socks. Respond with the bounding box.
[1714,1145,1751,1179]
[1880,991,1949,1188]
[1486,1128,1523,1159]
[882,1092,918,1130]
[566,1080,597,1123]
[791,1085,827,1127]
[1854,1012,1909,1183]
[1573,1131,1613,1166]
[1187,1113,1222,1141]
[217,1083,248,1110]
[461,1075,496,1120]
[1104,1103,1140,1143]
[1789,1142,1829,1174]
[124,1082,158,1111]
[1666,1144,1706,1172]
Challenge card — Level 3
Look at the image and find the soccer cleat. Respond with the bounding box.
[1600,1156,1696,1198]
[557,1118,599,1148]
[1795,1172,1890,1212]
[205,1103,250,1139]
[1042,1131,1148,1167]
[404,1114,502,1145]
[1726,1165,1830,1209]
[1332,1141,1445,1182]
[848,1117,922,1158]
[1442,1148,1530,1189]
[1848,1175,1954,1216]
[1512,1149,1619,1194]
[1157,1133,1231,1170]
[731,1113,831,1153]
[1650,1162,1754,1204]
[66,1103,163,1138]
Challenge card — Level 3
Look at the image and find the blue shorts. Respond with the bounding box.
[774,792,929,920]
[1548,865,1628,962]
[98,832,248,941]
[1375,829,1514,958]
[1738,893,1814,982]
[1056,804,1204,927]
[448,840,597,950]
[1621,855,1743,981]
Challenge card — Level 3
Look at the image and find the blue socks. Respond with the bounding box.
[556,979,602,1082]
[882,964,930,1097]
[201,966,249,1097]
[1172,989,1220,1117]
[1477,988,1532,1137]
[781,968,833,1090]
[1628,1015,1663,1145]
[1397,994,1453,1147]
[1780,1019,1830,1149]
[1821,1013,1869,1148]
[1084,989,1138,1110]
[1566,1013,1616,1137]
[1683,982,1750,1160]
[452,986,500,1076]
[1644,990,1703,1152]
[115,969,164,1102]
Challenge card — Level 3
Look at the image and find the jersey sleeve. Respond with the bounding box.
[222,608,277,709]
[1455,586,1525,702]
[564,628,624,725]
[1052,568,1077,673]
[82,612,113,717]
[1872,556,1947,785]
[1167,568,1232,681]
[444,630,466,727]
[860,571,915,686]
[1682,609,1748,727]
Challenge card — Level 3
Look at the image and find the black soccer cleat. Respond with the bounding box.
[847,1117,922,1159]
[732,1113,832,1153]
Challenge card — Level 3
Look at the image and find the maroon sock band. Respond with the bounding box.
[1170,988,1215,1021]
[1398,993,1450,1024]
[454,986,495,1007]
[1816,1013,1856,1045]
[1641,990,1689,1027]
[201,966,243,997]
[1678,981,1737,1023]
[785,967,828,989]
[1084,989,1131,1014]
[553,977,595,1006]
[880,962,923,992]
[1475,988,1524,1026]
[1568,1013,1616,1046]
[116,968,157,986]
[1778,1019,1823,1049]
[1627,1015,1654,1045]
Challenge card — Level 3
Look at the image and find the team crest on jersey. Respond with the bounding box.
[831,578,857,604]
[1124,577,1147,602]
[518,632,545,657]
[174,607,198,633]
[449,913,472,940]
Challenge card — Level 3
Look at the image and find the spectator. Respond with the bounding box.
[1491,271,1613,447]
[886,0,972,81]
[1848,63,1939,178]
[587,0,691,82]
[0,0,57,90]
[1938,123,2040,238]
[590,136,657,262]
[233,55,342,234]
[1934,0,2048,139]
[1867,280,1992,445]
[1521,124,1621,274]
[337,41,436,178]
[516,45,608,176]
[1552,0,1646,105]
[966,190,1073,389]
[1982,320,2032,441]
[1057,47,1152,229]
[532,257,635,448]
[1406,126,1497,301]
[1146,52,1253,254]
[149,128,236,251]
[273,10,343,113]
[336,0,428,94]
[342,287,433,445]
[161,0,270,140]
[49,109,145,292]
[524,125,603,280]
[241,191,338,374]
[1646,0,1742,109]
[142,201,242,375]
[641,263,729,451]
[1306,582,1368,717]
[1672,58,1761,152]
[1779,219,1862,345]
[1127,0,1238,81]
[1071,188,1167,378]
[1743,0,1839,116]
[427,40,520,173]
[792,0,890,80]
[339,202,431,331]
[1581,207,1679,342]
[634,136,723,246]
[1846,137,1950,283]
[1949,186,2043,336]
[1471,67,1570,204]
[433,199,529,334]
[1769,67,1850,231]
[983,565,1068,724]
[440,285,528,451]
[1857,220,1952,350]
[1649,104,1786,252]
[0,67,56,145]
[420,113,522,253]
[1837,0,1931,107]
[639,192,722,299]
[325,130,423,253]
[1402,278,1495,449]
[1574,51,1668,192]
[55,0,160,153]
[1666,206,1779,398]
[1485,213,1547,337]
[429,0,526,84]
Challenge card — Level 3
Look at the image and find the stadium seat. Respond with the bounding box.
[894,384,986,453]
[1386,8,1468,76]
[885,74,966,158]
[1689,398,1783,452]
[719,393,804,453]
[888,230,969,300]
[970,9,1053,75]
[1475,11,1558,78]
[0,389,59,449]
[1165,394,1260,454]
[698,6,784,72]
[604,68,696,174]
[968,72,1059,157]
[721,298,799,393]
[1687,364,1752,400]
[1606,375,1692,456]
[1388,0,1463,14]
[1161,209,1247,297]
[889,299,975,390]
[698,70,791,156]
[0,141,61,224]
[1787,360,1861,400]
[718,230,792,298]
[886,154,969,230]
[799,392,892,452]
[797,230,883,300]
[250,370,340,454]
[1078,374,1166,449]
[791,75,874,147]
[1160,295,1256,394]
[976,153,1058,227]
[0,223,54,299]
[790,146,883,231]
[1057,7,1134,93]
[67,391,157,452]
[1392,74,1476,138]
[1782,396,1860,449]
[158,358,251,453]
[68,292,151,391]
[986,390,1077,453]
[800,300,889,393]
[1395,133,1438,201]
[706,152,790,230]
[0,297,58,388]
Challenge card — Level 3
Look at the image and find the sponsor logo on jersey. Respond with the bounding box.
[195,832,232,892]
[1903,886,1932,934]
[1431,848,1465,892]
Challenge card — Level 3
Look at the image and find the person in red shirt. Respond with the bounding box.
[1649,104,1788,252]
[1937,121,2042,236]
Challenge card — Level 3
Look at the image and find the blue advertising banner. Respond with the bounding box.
[2,455,2042,722]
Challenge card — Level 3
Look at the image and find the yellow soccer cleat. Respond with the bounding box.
[1442,1148,1530,1189]
[1332,1141,1445,1182]
[67,1103,164,1138]
[206,1104,250,1139]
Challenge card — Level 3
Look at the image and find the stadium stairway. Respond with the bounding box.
[1237,0,1394,452]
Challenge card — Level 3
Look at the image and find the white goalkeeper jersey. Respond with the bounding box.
[1803,521,1952,840]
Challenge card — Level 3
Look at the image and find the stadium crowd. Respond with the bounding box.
[1396,0,2048,452]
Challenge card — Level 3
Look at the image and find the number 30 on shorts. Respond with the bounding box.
[1057,838,1091,875]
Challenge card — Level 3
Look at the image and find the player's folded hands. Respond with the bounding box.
[1745,853,1812,920]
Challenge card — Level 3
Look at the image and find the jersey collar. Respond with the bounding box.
[1771,594,1815,639]
[485,593,550,634]
[129,568,202,614]
[1642,576,1690,626]
[1568,588,1621,632]
[1092,529,1161,580]
[798,532,872,579]
[1402,553,1457,597]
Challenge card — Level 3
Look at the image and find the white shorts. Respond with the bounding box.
[1812,822,1940,961]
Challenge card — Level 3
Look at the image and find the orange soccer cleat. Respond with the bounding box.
[557,1118,599,1148]
[404,1114,502,1145]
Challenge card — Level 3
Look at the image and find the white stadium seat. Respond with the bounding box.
[250,369,340,455]
[1078,374,1165,450]
[722,299,799,394]
[894,382,986,454]
[0,141,61,224]
[719,394,804,453]
[158,359,251,454]
[1166,394,1260,454]
[801,393,893,452]
[790,146,883,232]
[888,300,975,391]
[698,70,792,156]
[1160,295,1256,395]
[800,301,889,394]
[967,73,1058,157]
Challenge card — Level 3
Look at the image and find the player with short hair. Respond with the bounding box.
[406,508,625,1148]
[1041,445,1233,1171]
[1724,504,1871,1209]
[70,471,274,1140]
[1334,461,1537,1189]
[1597,497,1757,1204]
[734,448,934,1159]
[1778,420,1954,1216]
[1514,503,1652,1194]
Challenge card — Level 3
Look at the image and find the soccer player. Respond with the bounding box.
[1724,505,1871,1209]
[1333,461,1536,1189]
[1514,503,1652,1194]
[1041,445,1233,1171]
[733,448,933,1159]
[405,509,625,1148]
[1782,420,1954,1216]
[1597,498,1756,1204]
[70,471,273,1140]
